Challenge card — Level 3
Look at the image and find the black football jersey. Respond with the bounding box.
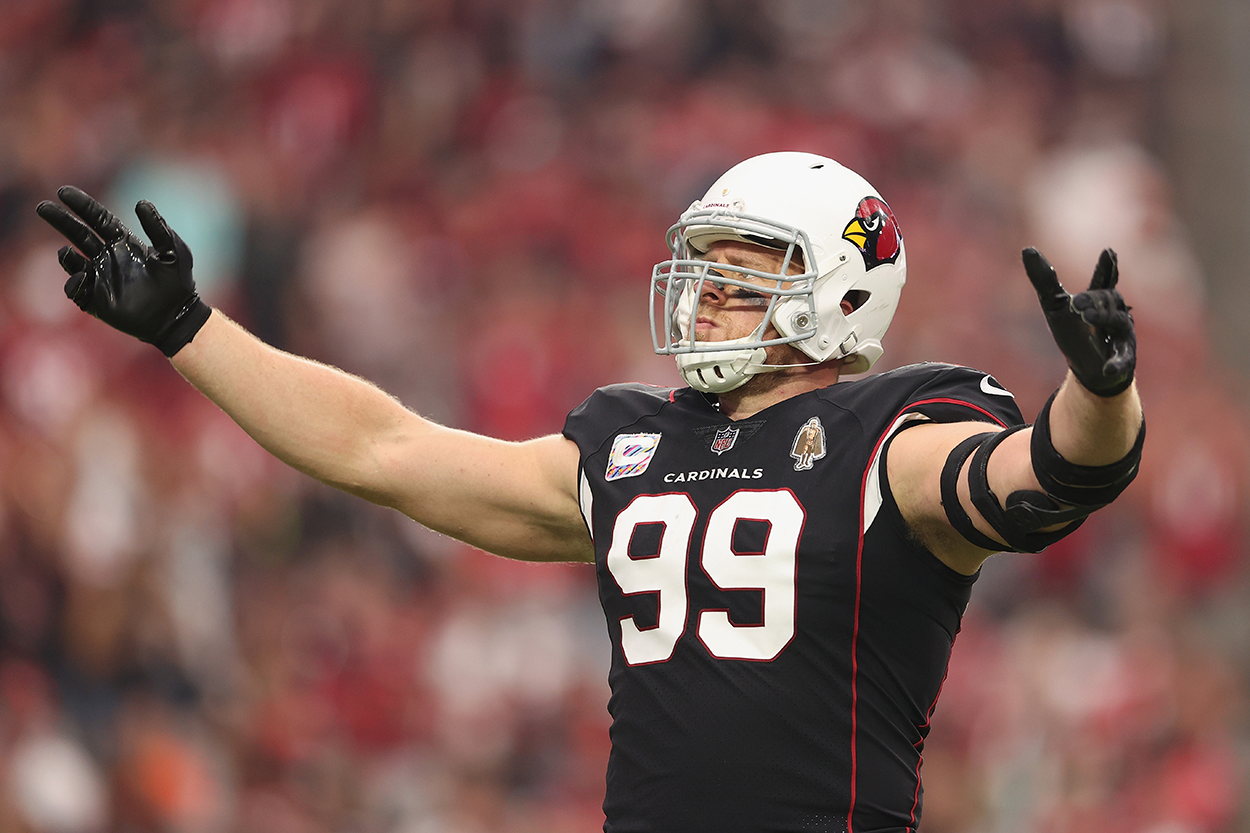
[562,363,1025,833]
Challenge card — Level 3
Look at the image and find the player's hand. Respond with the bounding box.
[1023,246,1135,397]
[36,187,211,357]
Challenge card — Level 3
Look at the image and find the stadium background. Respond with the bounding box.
[1,0,1249,830]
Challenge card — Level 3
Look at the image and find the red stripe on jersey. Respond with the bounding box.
[847,398,1007,833]
[911,654,954,826]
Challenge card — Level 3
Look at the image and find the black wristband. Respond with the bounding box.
[152,296,212,357]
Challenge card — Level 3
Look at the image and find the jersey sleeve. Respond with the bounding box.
[562,382,677,459]
[888,363,1025,429]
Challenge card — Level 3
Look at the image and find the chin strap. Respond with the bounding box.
[941,393,1144,553]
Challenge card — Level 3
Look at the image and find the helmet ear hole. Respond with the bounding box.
[843,289,871,312]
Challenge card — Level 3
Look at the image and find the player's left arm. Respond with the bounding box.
[889,248,1144,575]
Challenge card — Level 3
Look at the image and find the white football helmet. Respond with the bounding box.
[651,151,907,393]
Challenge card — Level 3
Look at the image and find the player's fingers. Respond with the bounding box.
[1101,313,1134,340]
[134,200,176,256]
[1088,248,1118,291]
[57,186,128,244]
[1072,291,1131,334]
[1103,344,1134,381]
[1022,247,1068,312]
[63,271,93,310]
[57,245,89,276]
[36,200,106,259]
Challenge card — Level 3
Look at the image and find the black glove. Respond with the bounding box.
[36,186,211,357]
[1023,246,1136,397]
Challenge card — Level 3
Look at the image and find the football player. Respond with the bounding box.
[38,151,1143,833]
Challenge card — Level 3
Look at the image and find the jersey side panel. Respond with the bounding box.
[830,364,1023,833]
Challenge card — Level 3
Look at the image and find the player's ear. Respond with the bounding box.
[840,299,854,315]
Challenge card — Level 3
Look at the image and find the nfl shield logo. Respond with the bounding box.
[710,426,739,455]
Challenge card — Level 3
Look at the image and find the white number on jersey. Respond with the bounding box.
[604,489,804,665]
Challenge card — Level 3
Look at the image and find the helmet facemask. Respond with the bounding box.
[651,210,823,393]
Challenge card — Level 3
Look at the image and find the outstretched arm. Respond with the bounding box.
[890,248,1144,575]
[37,187,593,564]
[172,313,591,562]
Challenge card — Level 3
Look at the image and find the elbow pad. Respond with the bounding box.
[941,427,1086,553]
[940,393,1144,554]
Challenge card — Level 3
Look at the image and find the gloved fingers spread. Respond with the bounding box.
[1088,248,1118,291]
[56,245,89,276]
[62,271,93,310]
[37,200,106,260]
[134,200,177,258]
[1022,247,1069,313]
[56,186,129,245]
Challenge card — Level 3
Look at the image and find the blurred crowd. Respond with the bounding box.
[0,0,1247,831]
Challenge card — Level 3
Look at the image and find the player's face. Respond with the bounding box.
[692,240,803,343]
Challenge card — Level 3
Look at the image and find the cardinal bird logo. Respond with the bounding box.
[842,197,902,270]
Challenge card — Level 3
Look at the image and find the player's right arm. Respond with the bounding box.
[37,187,593,564]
